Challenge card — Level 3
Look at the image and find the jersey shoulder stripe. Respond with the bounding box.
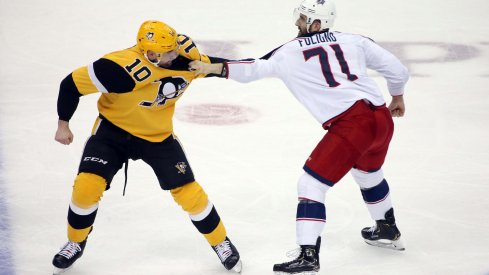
[260,45,285,60]
[260,35,304,60]
[93,58,135,93]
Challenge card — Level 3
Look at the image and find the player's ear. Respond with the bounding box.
[146,50,155,59]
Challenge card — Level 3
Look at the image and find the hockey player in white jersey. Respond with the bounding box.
[190,0,409,274]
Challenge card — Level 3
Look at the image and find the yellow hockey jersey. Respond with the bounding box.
[62,34,210,142]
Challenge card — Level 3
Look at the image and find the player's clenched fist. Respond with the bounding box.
[189,60,222,76]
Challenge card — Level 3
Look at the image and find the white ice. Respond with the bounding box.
[1,0,489,274]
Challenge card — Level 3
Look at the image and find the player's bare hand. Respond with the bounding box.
[189,60,208,75]
[189,61,223,76]
[55,120,74,145]
[388,95,405,117]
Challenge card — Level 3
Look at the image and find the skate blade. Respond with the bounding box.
[231,260,242,273]
[53,266,72,275]
[365,238,405,251]
[53,262,76,275]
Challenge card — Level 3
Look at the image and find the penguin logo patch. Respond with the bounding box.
[175,162,188,174]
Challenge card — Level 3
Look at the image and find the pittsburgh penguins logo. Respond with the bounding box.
[139,76,189,107]
[175,162,187,174]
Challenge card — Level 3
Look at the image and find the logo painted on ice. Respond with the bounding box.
[175,162,187,174]
[317,0,325,4]
[83,157,108,165]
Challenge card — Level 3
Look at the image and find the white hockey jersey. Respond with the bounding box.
[226,31,409,127]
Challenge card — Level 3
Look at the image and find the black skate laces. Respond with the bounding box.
[58,242,82,259]
[214,240,233,262]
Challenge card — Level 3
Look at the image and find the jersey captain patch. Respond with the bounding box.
[139,76,189,107]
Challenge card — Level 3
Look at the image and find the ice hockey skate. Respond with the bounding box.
[212,237,242,273]
[52,239,87,274]
[361,208,405,251]
[273,237,321,275]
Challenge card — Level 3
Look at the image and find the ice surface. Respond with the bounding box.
[1,0,489,274]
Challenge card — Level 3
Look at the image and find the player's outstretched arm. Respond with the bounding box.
[388,95,405,117]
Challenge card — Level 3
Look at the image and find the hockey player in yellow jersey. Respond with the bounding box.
[52,20,242,274]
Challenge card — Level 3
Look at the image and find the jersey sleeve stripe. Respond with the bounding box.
[226,60,255,64]
[88,62,108,93]
[72,66,99,95]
